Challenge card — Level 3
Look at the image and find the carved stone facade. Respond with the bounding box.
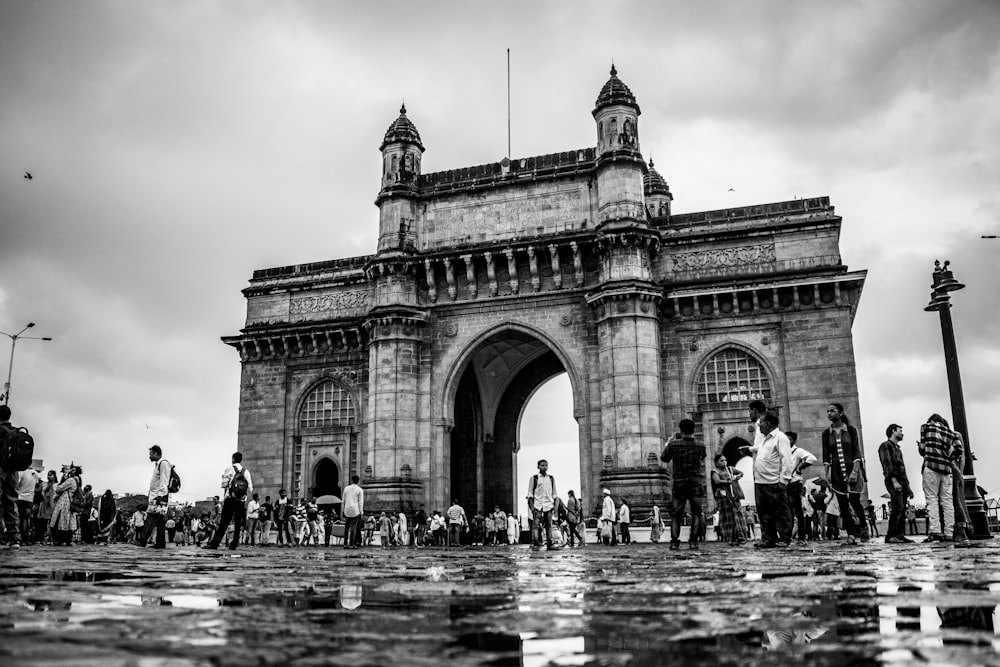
[224,67,866,518]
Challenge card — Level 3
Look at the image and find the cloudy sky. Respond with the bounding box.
[2,1,998,511]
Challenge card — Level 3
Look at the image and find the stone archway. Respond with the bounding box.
[312,457,341,499]
[449,328,572,515]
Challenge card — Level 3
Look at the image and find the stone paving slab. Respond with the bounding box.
[2,539,999,666]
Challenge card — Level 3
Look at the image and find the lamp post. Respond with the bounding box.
[2,322,53,405]
[923,261,990,538]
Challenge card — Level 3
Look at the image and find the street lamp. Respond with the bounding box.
[923,261,990,538]
[1,322,53,405]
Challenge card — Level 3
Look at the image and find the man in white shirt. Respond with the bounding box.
[143,445,172,549]
[528,459,559,550]
[245,493,260,545]
[600,488,616,545]
[16,464,39,544]
[341,475,364,549]
[205,451,253,550]
[742,412,793,548]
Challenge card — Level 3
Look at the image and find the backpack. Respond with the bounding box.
[0,425,35,471]
[167,465,181,493]
[228,466,249,499]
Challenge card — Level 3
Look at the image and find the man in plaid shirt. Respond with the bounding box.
[661,419,706,550]
[918,413,961,542]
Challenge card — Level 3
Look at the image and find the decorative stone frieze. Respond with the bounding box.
[671,244,775,272]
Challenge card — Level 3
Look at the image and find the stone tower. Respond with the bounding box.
[363,104,427,509]
[588,66,669,509]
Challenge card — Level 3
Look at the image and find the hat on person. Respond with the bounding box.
[149,444,162,456]
[602,488,611,495]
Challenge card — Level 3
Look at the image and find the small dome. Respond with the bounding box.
[380,103,424,152]
[643,159,670,197]
[593,64,640,116]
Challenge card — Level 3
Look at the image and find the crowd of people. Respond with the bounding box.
[0,401,984,551]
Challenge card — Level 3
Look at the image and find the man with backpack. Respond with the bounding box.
[205,451,253,550]
[1,405,35,548]
[143,444,172,549]
[528,459,560,551]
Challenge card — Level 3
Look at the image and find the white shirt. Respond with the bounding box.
[342,483,364,518]
[247,499,260,519]
[530,472,556,512]
[751,429,793,485]
[601,495,616,522]
[17,468,39,502]
[220,463,253,497]
[619,504,631,523]
[789,445,818,484]
[148,458,171,500]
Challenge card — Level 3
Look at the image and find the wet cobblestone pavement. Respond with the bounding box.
[2,538,999,666]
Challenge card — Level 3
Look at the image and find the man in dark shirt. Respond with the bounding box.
[661,419,706,550]
[878,423,913,543]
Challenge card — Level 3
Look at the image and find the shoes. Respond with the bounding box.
[546,545,561,551]
[925,533,943,542]
[885,536,906,544]
[688,542,698,550]
[842,537,858,546]
[795,540,807,546]
[669,542,679,551]
[776,541,790,548]
[898,536,914,543]
[754,541,776,549]
[201,544,218,550]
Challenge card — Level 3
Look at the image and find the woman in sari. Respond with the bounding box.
[35,470,57,544]
[96,489,117,544]
[711,454,745,545]
[50,464,82,546]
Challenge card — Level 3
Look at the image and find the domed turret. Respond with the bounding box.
[643,159,672,220]
[377,103,425,253]
[380,103,424,192]
[380,103,424,152]
[593,64,640,116]
[592,65,640,157]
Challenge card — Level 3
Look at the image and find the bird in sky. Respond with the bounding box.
[728,188,734,192]
[23,172,32,180]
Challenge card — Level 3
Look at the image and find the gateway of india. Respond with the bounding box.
[223,66,867,517]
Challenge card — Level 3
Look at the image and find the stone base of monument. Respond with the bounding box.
[598,466,671,520]
[362,477,424,515]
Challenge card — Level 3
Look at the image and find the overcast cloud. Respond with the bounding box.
[1,1,998,508]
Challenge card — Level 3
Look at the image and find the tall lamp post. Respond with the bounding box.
[2,322,53,405]
[923,261,990,538]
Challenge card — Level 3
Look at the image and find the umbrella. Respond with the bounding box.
[315,494,341,506]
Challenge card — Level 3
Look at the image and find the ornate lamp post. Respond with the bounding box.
[2,322,53,405]
[923,261,990,538]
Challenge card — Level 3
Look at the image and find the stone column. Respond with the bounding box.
[364,313,426,514]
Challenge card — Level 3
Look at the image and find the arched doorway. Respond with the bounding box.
[449,328,575,515]
[313,457,341,499]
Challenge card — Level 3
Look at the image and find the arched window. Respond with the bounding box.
[300,380,356,429]
[697,348,772,406]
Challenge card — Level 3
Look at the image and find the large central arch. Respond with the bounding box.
[443,324,583,514]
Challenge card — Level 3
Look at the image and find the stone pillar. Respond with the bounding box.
[587,229,667,518]
[363,311,426,514]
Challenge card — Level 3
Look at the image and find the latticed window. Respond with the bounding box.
[697,348,772,406]
[300,380,356,429]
